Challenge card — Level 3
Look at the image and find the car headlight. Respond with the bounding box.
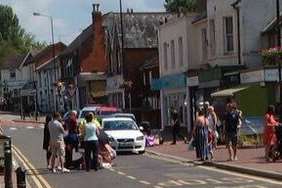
[136,136,144,141]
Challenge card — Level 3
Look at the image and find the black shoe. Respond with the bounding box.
[170,142,176,145]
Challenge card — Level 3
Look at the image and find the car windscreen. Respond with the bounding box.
[103,120,138,131]
[100,111,117,116]
[79,111,96,118]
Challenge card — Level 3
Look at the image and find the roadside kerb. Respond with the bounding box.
[12,120,44,124]
[146,149,282,181]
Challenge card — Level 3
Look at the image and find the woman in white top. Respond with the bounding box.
[82,112,100,171]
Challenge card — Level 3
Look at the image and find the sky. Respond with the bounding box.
[1,0,165,45]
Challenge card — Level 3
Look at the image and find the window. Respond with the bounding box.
[224,17,234,52]
[149,71,153,85]
[163,42,168,70]
[171,40,175,69]
[143,72,146,86]
[201,28,208,61]
[209,19,216,56]
[178,37,183,66]
[10,70,16,79]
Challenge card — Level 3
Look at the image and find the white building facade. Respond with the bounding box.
[36,57,63,113]
[0,53,35,111]
[155,15,196,129]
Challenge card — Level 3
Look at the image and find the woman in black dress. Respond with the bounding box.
[43,114,52,169]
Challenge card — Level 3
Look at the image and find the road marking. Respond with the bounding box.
[139,180,151,185]
[12,145,52,188]
[9,127,17,130]
[26,126,35,129]
[145,153,282,185]
[126,175,137,180]
[117,171,126,175]
[199,165,282,185]
[154,186,164,188]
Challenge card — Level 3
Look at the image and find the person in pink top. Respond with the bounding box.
[264,105,279,161]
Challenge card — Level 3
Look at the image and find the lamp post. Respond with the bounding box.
[33,12,57,111]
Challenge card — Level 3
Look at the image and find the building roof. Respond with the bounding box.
[60,24,93,56]
[103,12,170,48]
[0,53,29,70]
[32,42,66,63]
[262,12,282,34]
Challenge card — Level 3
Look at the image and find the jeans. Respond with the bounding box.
[84,140,99,171]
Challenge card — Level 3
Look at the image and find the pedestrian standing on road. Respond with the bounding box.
[49,112,70,173]
[81,112,100,172]
[264,105,279,161]
[207,106,218,159]
[193,109,209,161]
[224,103,241,161]
[170,110,187,145]
[64,110,79,169]
[43,114,52,169]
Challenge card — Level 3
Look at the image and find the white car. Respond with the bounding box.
[102,117,145,154]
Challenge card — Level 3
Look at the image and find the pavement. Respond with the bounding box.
[0,111,45,124]
[146,141,282,181]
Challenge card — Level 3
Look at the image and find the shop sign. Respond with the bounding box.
[151,73,186,90]
[240,70,264,84]
[264,69,279,82]
[187,76,199,87]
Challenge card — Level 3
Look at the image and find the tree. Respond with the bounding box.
[164,0,198,13]
[0,5,45,62]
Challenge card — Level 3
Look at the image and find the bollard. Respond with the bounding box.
[4,138,13,188]
[16,167,26,188]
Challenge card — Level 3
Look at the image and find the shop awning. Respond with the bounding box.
[211,87,249,97]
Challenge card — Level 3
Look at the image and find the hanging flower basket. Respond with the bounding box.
[262,47,282,65]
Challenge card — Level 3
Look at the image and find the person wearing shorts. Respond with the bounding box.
[224,103,241,161]
[48,112,70,173]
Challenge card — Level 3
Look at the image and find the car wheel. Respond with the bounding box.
[139,150,145,155]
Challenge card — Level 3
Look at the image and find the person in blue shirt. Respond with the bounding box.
[81,112,100,171]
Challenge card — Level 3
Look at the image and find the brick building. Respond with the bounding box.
[60,4,108,110]
[104,11,169,123]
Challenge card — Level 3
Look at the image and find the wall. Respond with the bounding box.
[124,48,158,109]
[207,0,238,66]
[190,19,208,68]
[159,15,194,76]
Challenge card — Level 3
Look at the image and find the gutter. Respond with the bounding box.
[231,0,242,65]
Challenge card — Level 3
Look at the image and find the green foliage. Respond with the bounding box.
[0,5,46,62]
[164,0,197,13]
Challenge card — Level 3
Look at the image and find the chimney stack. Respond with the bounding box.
[92,3,101,24]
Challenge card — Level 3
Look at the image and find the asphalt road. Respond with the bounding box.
[3,125,282,188]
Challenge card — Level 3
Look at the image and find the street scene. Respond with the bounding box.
[1,0,282,187]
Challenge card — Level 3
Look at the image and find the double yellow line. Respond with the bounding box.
[12,145,52,188]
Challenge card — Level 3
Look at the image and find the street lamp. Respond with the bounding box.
[33,12,57,111]
[276,0,282,105]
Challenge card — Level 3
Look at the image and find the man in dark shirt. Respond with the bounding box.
[224,103,241,161]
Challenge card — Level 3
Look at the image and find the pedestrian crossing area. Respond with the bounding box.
[7,125,44,131]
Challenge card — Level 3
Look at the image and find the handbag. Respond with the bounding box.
[187,137,195,151]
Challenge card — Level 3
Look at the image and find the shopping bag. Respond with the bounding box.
[187,137,195,151]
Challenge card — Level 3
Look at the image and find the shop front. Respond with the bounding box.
[152,73,187,129]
